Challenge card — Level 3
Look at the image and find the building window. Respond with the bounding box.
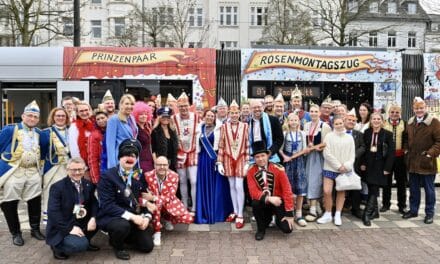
[91,20,101,38]
[388,32,396,47]
[63,17,73,36]
[114,18,125,37]
[250,41,266,47]
[369,32,378,47]
[348,0,358,12]
[250,7,268,26]
[220,6,238,26]
[369,2,378,13]
[431,23,439,31]
[189,8,203,27]
[408,3,417,14]
[348,33,357,47]
[91,0,101,3]
[220,41,238,49]
[408,32,416,48]
[388,1,397,14]
[188,42,202,48]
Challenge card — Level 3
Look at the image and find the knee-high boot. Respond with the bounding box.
[1,200,24,246]
[362,195,376,226]
[27,196,45,240]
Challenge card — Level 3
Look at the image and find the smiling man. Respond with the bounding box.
[0,101,45,246]
[403,97,440,224]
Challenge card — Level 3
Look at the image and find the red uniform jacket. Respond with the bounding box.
[247,163,294,214]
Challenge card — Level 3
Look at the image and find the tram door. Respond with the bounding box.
[1,84,56,128]
[57,81,90,106]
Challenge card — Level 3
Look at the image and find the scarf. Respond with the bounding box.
[76,118,94,164]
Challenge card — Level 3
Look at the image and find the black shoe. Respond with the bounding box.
[31,229,45,240]
[12,233,24,246]
[424,216,434,224]
[87,244,100,251]
[351,210,363,219]
[380,206,390,213]
[52,249,69,260]
[115,249,130,260]
[398,208,407,214]
[255,230,265,241]
[402,211,418,219]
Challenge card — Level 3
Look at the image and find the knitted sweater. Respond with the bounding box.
[323,131,355,173]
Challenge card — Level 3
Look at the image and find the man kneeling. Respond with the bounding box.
[97,139,154,260]
[247,141,295,241]
[46,157,99,260]
[144,156,194,246]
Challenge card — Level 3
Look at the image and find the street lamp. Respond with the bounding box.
[74,0,80,46]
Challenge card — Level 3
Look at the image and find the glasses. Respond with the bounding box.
[156,164,168,167]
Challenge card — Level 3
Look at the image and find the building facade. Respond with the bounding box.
[0,0,436,51]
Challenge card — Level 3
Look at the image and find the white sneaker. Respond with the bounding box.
[164,221,174,231]
[334,215,342,226]
[153,232,161,246]
[317,213,333,224]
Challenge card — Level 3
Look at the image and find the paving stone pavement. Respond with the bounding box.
[1,188,440,263]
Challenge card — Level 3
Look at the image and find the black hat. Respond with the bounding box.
[157,106,173,117]
[118,139,142,159]
[251,141,270,156]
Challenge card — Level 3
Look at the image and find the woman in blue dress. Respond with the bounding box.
[195,110,233,224]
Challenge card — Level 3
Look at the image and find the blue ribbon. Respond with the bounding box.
[200,124,217,160]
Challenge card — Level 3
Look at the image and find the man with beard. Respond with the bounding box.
[290,86,310,128]
[263,95,274,115]
[102,89,116,117]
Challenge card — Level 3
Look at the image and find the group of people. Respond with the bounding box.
[0,86,439,260]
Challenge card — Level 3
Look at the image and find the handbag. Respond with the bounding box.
[335,171,362,191]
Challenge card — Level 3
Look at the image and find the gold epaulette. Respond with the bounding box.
[272,162,285,171]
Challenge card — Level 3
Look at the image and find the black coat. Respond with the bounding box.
[351,130,366,175]
[96,166,150,230]
[46,177,98,247]
[250,114,284,158]
[151,126,178,171]
[362,128,395,186]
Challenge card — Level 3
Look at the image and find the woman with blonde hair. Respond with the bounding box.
[106,94,138,168]
[41,107,71,222]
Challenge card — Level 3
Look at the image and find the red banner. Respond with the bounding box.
[63,47,216,107]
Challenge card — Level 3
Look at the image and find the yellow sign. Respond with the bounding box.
[245,51,379,74]
[74,50,186,66]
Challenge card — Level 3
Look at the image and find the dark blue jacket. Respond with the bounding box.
[96,166,149,230]
[46,176,97,247]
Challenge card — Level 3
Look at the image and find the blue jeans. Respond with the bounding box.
[409,173,436,217]
[55,234,89,255]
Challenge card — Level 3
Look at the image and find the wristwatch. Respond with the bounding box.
[142,213,152,221]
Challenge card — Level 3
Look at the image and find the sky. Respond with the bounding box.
[421,0,440,14]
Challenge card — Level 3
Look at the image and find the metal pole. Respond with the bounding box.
[142,0,145,46]
[73,0,80,46]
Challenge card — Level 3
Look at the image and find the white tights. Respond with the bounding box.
[228,177,245,217]
[177,166,197,211]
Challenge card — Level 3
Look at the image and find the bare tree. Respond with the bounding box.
[261,0,315,45]
[127,4,169,47]
[0,0,74,46]
[301,0,395,47]
[162,0,210,48]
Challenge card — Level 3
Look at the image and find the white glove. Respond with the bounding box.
[217,163,225,175]
[244,163,249,174]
